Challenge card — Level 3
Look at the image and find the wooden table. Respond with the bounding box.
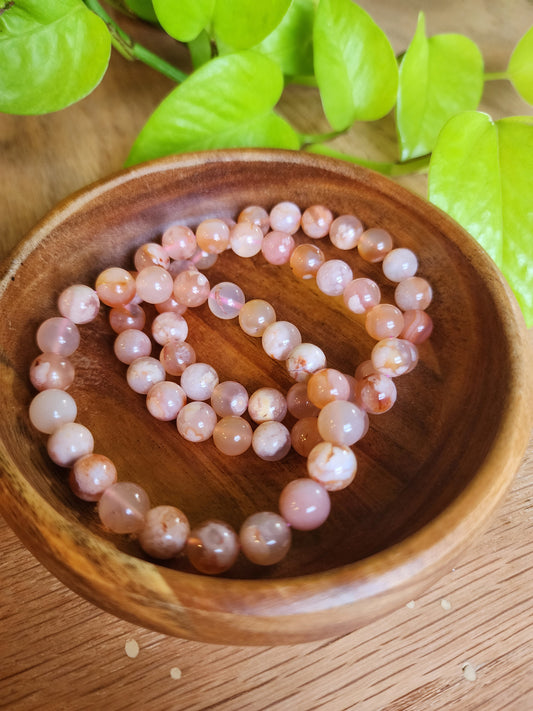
[1,3,532,709]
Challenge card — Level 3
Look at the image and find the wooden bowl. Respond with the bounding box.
[0,150,530,645]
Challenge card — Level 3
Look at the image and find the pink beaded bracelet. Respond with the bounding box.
[28,201,433,575]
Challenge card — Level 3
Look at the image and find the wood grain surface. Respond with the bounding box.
[1,1,532,709]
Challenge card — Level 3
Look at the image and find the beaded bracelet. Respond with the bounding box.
[28,201,433,575]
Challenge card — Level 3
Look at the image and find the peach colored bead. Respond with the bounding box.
[212,416,253,456]
[286,382,320,418]
[180,362,219,400]
[238,299,276,337]
[229,221,263,257]
[400,309,434,343]
[128,271,144,305]
[30,352,75,391]
[316,259,353,296]
[248,387,287,423]
[146,381,186,420]
[261,230,295,265]
[176,401,217,442]
[307,368,351,408]
[160,339,196,376]
[290,416,323,457]
[134,242,170,271]
[371,337,419,377]
[262,320,301,360]
[382,247,418,282]
[47,422,94,467]
[98,481,150,534]
[358,228,393,263]
[138,505,190,559]
[173,269,210,307]
[365,304,405,340]
[301,204,333,238]
[36,317,80,356]
[317,400,367,446]
[186,520,239,575]
[329,214,364,250]
[354,372,397,414]
[114,329,152,364]
[269,201,301,234]
[343,373,358,403]
[161,224,197,260]
[252,421,291,461]
[239,512,291,566]
[57,284,100,324]
[354,359,379,380]
[286,343,326,382]
[29,389,77,434]
[135,265,174,304]
[69,453,117,502]
[208,282,245,319]
[190,247,218,270]
[195,218,230,254]
[108,303,146,333]
[154,295,188,315]
[394,276,433,311]
[126,356,165,394]
[151,311,188,345]
[238,205,270,234]
[211,381,249,417]
[95,267,136,307]
[307,441,357,491]
[279,478,330,531]
[343,278,381,314]
[289,243,325,279]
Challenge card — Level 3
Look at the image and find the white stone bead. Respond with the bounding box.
[29,389,77,434]
[262,321,301,360]
[47,422,94,467]
[307,441,357,491]
[286,343,327,382]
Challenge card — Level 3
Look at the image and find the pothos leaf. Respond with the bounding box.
[126,51,300,166]
[124,0,159,24]
[0,0,111,115]
[397,13,484,160]
[508,25,533,105]
[213,0,292,50]
[428,111,533,326]
[152,0,214,42]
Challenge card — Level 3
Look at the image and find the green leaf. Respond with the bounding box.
[153,0,213,42]
[397,13,484,160]
[126,51,300,165]
[428,111,533,327]
[0,0,111,115]
[313,0,398,130]
[508,25,533,104]
[124,0,158,24]
[213,0,291,50]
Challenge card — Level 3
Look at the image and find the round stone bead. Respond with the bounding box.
[138,505,190,559]
[47,422,94,467]
[114,329,152,365]
[173,269,210,307]
[229,221,263,257]
[151,311,188,345]
[195,218,230,254]
[261,230,295,265]
[316,259,353,296]
[161,224,197,260]
[371,337,419,377]
[154,295,188,316]
[301,204,333,238]
[307,441,357,491]
[343,278,381,314]
[69,453,117,502]
[365,304,405,340]
[212,416,253,456]
[290,416,323,457]
[134,242,170,271]
[400,309,434,344]
[269,201,301,234]
[358,228,393,263]
[252,421,291,461]
[95,267,136,307]
[176,401,217,442]
[180,362,219,400]
[29,352,75,391]
[279,478,331,531]
[146,381,186,421]
[286,343,327,382]
[239,512,291,566]
[135,265,174,304]
[36,316,80,356]
[186,520,240,575]
[307,368,351,408]
[354,372,397,414]
[289,243,325,279]
[211,381,249,417]
[190,247,218,270]
[394,276,433,311]
[286,382,320,418]
[238,299,276,337]
[29,388,77,434]
[382,247,418,282]
[248,387,287,423]
[238,205,270,234]
[98,481,150,534]
[329,214,364,250]
[208,282,245,319]
[109,303,146,334]
[57,284,100,324]
[159,339,196,376]
[126,356,166,394]
[317,400,368,446]
[127,272,144,305]
[354,359,379,380]
[262,320,302,360]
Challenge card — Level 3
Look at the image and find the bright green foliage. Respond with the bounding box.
[152,0,214,42]
[0,0,111,114]
[428,111,533,326]
[213,0,291,50]
[313,0,398,130]
[508,25,533,104]
[125,0,158,24]
[126,51,300,165]
[397,13,484,160]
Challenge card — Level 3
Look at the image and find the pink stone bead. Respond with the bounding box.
[146,381,186,420]
[186,520,239,575]
[47,422,94,467]
[252,421,291,461]
[36,317,80,356]
[354,359,379,380]
[317,400,368,446]
[180,362,219,400]
[208,282,245,319]
[189,247,218,270]
[211,381,249,417]
[307,368,351,408]
[307,441,357,491]
[114,329,152,365]
[29,389,77,434]
[57,284,100,324]
[400,309,434,343]
[173,269,210,307]
[108,303,146,333]
[279,478,331,531]
[98,481,150,534]
[269,201,301,234]
[358,228,393,263]
[262,320,301,360]
[343,373,358,403]
[126,356,166,394]
[30,352,75,391]
[290,417,323,457]
[229,221,264,257]
[138,505,190,559]
[365,303,405,340]
[371,338,419,377]
[154,295,188,315]
[195,218,230,254]
[286,382,320,418]
[212,416,253,456]
[135,265,174,304]
[261,230,295,265]
[316,259,353,296]
[69,453,117,502]
[176,401,217,442]
[95,267,136,307]
[286,343,327,382]
[238,299,276,337]
[239,512,291,566]
[354,372,397,414]
[248,387,287,423]
[161,224,197,260]
[329,214,364,250]
[238,205,270,235]
[394,276,433,311]
[301,204,333,238]
[151,311,188,345]
[134,242,170,271]
[127,271,144,305]
[343,278,381,314]
[382,247,418,282]
[160,339,196,376]
[290,243,325,279]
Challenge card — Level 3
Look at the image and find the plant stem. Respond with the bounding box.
[307,144,431,176]
[484,71,510,81]
[299,130,345,145]
[287,75,319,87]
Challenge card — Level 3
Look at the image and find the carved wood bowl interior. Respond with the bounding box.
[0,150,530,645]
